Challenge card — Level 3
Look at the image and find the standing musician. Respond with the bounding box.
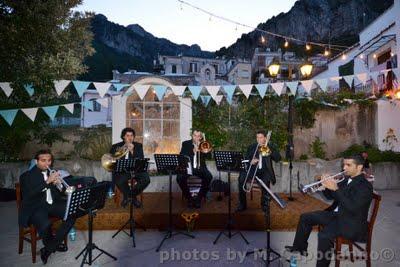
[236,130,281,212]
[285,154,373,267]
[177,130,213,209]
[110,127,150,208]
[18,149,76,264]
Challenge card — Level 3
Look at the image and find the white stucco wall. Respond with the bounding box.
[81,91,112,127]
[375,100,400,152]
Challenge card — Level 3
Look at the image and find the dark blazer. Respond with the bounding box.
[18,166,64,227]
[245,142,281,185]
[110,141,144,173]
[180,140,208,169]
[323,174,373,241]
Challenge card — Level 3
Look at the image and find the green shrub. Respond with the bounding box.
[299,154,308,160]
[74,126,112,160]
[310,137,326,159]
[339,144,400,163]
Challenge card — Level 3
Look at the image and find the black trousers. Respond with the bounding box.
[29,201,76,253]
[114,172,150,200]
[292,210,339,267]
[238,170,270,210]
[176,167,213,200]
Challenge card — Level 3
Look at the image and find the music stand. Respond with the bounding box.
[245,176,287,266]
[213,151,249,245]
[154,154,195,252]
[112,158,148,247]
[70,182,117,266]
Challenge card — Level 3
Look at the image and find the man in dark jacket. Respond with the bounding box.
[19,149,75,264]
[177,130,213,208]
[236,129,281,212]
[285,154,373,267]
[110,127,150,208]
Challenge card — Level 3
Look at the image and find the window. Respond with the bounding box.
[89,98,101,112]
[205,69,211,80]
[171,64,177,74]
[190,62,198,73]
[213,64,219,74]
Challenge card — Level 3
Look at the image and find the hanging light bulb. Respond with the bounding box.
[209,16,212,22]
[261,35,266,44]
[391,52,395,57]
[359,54,364,59]
[324,48,330,57]
[235,25,238,31]
[341,53,347,60]
[284,39,289,48]
[373,53,377,59]
[305,43,311,51]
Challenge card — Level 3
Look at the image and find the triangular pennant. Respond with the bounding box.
[222,85,236,105]
[392,68,400,81]
[153,85,167,101]
[96,98,109,108]
[285,81,298,95]
[301,80,315,93]
[205,86,221,101]
[238,84,253,98]
[270,82,285,96]
[72,81,91,97]
[355,73,369,85]
[370,71,380,84]
[53,80,70,96]
[24,84,34,96]
[200,95,212,107]
[113,83,129,92]
[214,95,224,105]
[255,84,268,98]
[93,82,111,98]
[0,82,13,97]
[42,105,59,120]
[170,86,187,96]
[133,85,150,100]
[63,103,74,114]
[314,79,328,92]
[188,86,202,100]
[81,100,94,111]
[342,75,354,86]
[0,109,18,126]
[21,108,38,121]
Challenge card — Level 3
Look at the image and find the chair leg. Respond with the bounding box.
[18,227,24,254]
[335,238,342,267]
[250,189,253,200]
[349,243,354,262]
[30,227,37,264]
[366,243,371,267]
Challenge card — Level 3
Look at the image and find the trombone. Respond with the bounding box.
[194,133,213,169]
[47,167,76,194]
[299,171,346,194]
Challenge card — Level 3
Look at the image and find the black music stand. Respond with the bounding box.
[70,182,117,266]
[213,151,249,245]
[245,177,287,266]
[154,154,195,252]
[112,158,148,247]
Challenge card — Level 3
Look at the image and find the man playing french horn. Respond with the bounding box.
[110,127,150,208]
[236,130,281,212]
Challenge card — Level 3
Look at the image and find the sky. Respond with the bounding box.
[74,0,297,51]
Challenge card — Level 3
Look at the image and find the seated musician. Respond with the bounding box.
[110,127,150,208]
[236,129,281,212]
[177,130,213,209]
[285,154,373,267]
[18,149,76,264]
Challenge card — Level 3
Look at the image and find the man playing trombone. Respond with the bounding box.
[110,127,150,208]
[236,130,281,212]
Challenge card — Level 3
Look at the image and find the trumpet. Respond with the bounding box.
[101,142,132,172]
[47,167,76,194]
[299,171,346,194]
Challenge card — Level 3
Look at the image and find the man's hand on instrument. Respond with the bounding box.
[251,158,259,165]
[47,171,60,184]
[127,143,134,153]
[322,178,338,191]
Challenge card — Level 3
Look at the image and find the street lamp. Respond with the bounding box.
[300,61,313,78]
[268,59,281,77]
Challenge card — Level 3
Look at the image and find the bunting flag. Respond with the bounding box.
[205,85,221,101]
[370,71,380,84]
[0,109,18,126]
[214,95,224,105]
[96,98,109,108]
[255,84,268,98]
[342,75,354,87]
[188,86,202,100]
[53,80,70,96]
[72,81,91,97]
[0,82,13,97]
[200,95,212,107]
[93,82,111,98]
[392,68,400,81]
[301,80,315,93]
[81,100,94,111]
[355,73,369,85]
[24,84,34,96]
[314,79,328,92]
[238,84,253,98]
[63,103,75,114]
[21,107,38,121]
[133,85,151,99]
[113,83,130,92]
[170,85,187,96]
[222,85,236,104]
[285,81,298,95]
[270,82,285,96]
[42,105,59,120]
[153,85,167,101]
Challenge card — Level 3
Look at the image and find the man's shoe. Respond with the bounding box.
[121,198,129,208]
[40,247,51,265]
[284,245,308,256]
[56,243,68,252]
[235,203,247,212]
[132,197,143,208]
[193,196,201,209]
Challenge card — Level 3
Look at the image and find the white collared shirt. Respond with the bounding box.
[333,178,352,212]
[42,171,53,205]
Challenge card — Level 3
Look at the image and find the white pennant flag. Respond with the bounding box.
[393,68,400,81]
[301,80,315,93]
[214,95,224,105]
[355,73,369,85]
[133,85,150,100]
[270,82,285,96]
[342,75,354,86]
[170,86,186,96]
[0,82,13,97]
[205,86,221,101]
[285,81,298,95]
[238,84,253,98]
[63,103,74,114]
[21,108,38,121]
[370,71,380,84]
[96,98,109,108]
[93,82,111,98]
[314,79,328,92]
[53,80,70,96]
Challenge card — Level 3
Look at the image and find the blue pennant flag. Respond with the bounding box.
[200,95,212,107]
[42,105,59,120]
[255,84,268,98]
[72,81,91,97]
[223,85,236,105]
[153,85,167,101]
[188,86,202,100]
[113,83,130,91]
[0,109,18,126]
[81,100,94,111]
[24,84,34,96]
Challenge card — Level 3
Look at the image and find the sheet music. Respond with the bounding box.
[63,191,73,221]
